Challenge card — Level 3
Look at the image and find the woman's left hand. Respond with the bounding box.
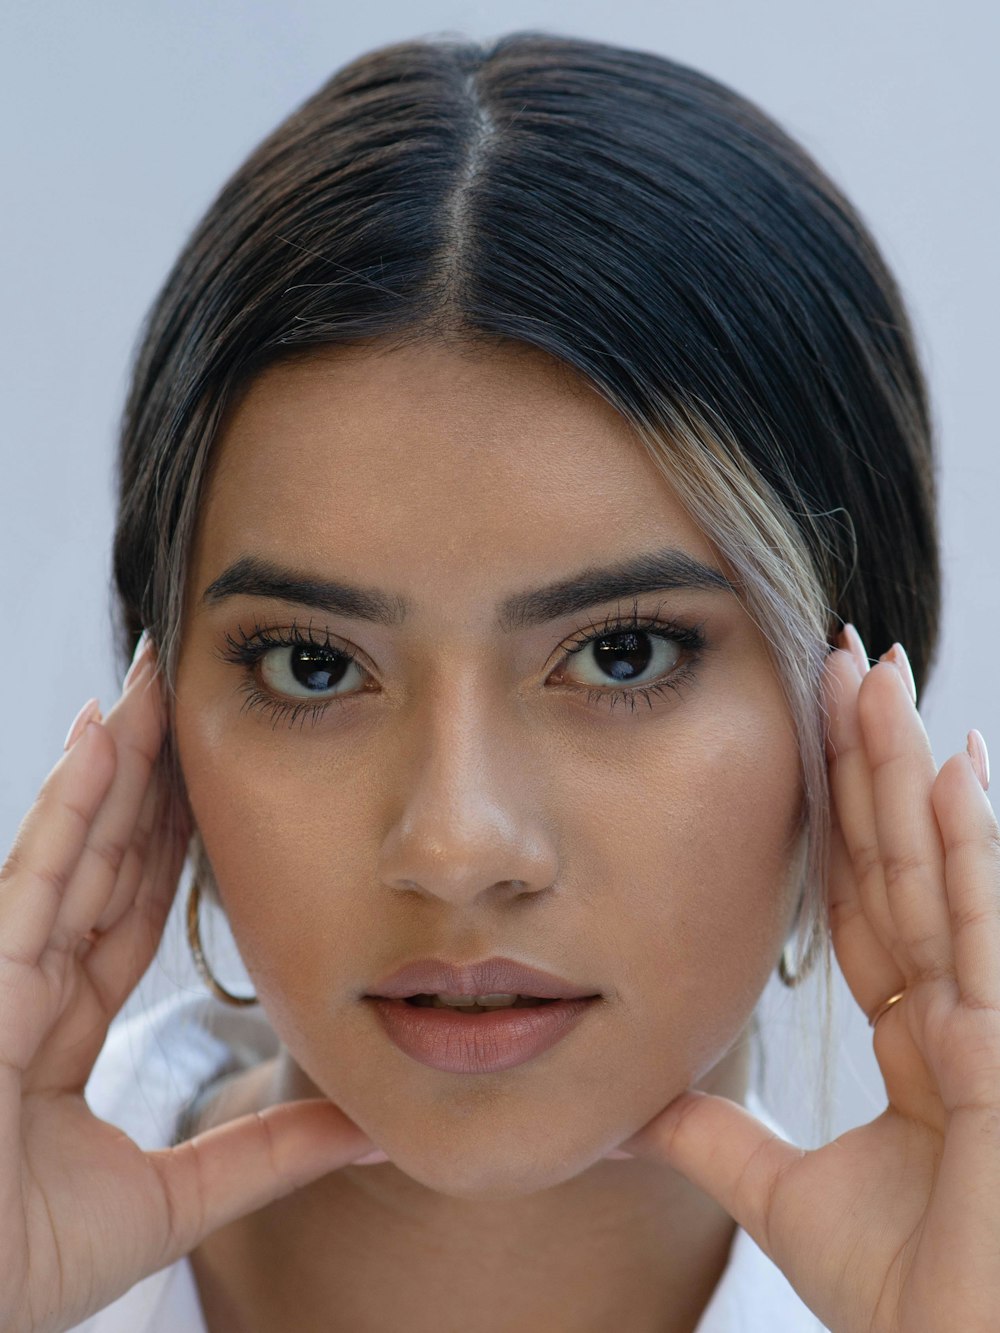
[612,624,1000,1333]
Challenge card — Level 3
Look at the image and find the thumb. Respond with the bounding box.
[148,1097,371,1265]
[622,1090,803,1260]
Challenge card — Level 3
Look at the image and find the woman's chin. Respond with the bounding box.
[346,1137,619,1201]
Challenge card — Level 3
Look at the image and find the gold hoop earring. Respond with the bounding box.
[777,916,823,988]
[185,876,259,1007]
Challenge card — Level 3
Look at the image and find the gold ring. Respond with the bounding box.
[868,989,905,1029]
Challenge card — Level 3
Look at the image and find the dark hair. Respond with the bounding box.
[111,30,940,1128]
[114,31,938,674]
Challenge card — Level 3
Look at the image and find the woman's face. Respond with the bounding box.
[175,339,804,1197]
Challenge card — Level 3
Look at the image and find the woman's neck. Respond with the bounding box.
[186,1043,749,1333]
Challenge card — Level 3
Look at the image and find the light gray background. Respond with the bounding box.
[2,0,996,1149]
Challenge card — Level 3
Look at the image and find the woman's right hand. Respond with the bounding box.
[0,636,382,1333]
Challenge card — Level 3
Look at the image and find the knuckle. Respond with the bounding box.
[912,948,951,984]
[85,833,130,878]
[158,1137,206,1260]
[957,996,1000,1020]
[0,796,92,887]
[827,734,865,769]
[950,900,1000,937]
[23,856,72,902]
[0,844,25,886]
[947,827,1000,862]
[881,849,934,891]
[827,894,864,930]
[849,840,884,887]
[130,818,154,866]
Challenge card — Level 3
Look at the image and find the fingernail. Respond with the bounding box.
[880,643,917,705]
[840,623,870,676]
[352,1149,390,1165]
[64,697,103,750]
[123,630,152,691]
[604,1148,635,1160]
[967,729,990,791]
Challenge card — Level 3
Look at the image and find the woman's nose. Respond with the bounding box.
[375,688,559,907]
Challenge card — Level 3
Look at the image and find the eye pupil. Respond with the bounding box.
[593,630,653,682]
[290,646,351,692]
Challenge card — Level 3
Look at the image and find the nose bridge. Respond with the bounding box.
[376,668,557,904]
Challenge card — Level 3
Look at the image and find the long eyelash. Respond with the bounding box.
[559,598,708,714]
[215,616,362,731]
[216,601,709,728]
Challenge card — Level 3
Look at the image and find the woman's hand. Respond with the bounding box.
[611,624,999,1333]
[0,637,383,1333]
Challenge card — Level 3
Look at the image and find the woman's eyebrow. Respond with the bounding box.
[200,548,737,632]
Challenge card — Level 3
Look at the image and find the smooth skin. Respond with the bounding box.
[172,344,803,1333]
[1,406,998,1330]
[627,636,1000,1332]
[0,643,384,1333]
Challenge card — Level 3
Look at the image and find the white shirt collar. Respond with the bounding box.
[76,993,826,1331]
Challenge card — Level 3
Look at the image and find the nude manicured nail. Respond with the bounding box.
[967,729,990,791]
[840,622,870,675]
[64,697,103,750]
[880,643,917,705]
[352,1149,391,1165]
[123,630,152,691]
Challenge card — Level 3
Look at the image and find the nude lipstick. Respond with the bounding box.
[364,955,602,1074]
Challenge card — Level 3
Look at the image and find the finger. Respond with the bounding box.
[824,640,908,1016]
[824,641,899,963]
[930,740,1000,1009]
[827,809,906,1019]
[0,717,117,971]
[0,719,117,1159]
[30,797,192,1093]
[83,786,191,1017]
[87,739,181,941]
[859,649,953,983]
[149,1099,374,1268]
[51,641,166,949]
[912,1102,1000,1320]
[619,1090,802,1263]
[69,761,163,962]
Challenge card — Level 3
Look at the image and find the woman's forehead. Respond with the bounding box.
[198,342,720,575]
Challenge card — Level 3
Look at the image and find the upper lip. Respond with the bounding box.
[365,956,601,1000]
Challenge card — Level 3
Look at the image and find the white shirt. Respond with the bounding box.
[70,992,828,1332]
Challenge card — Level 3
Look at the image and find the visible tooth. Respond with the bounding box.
[422,992,549,1011]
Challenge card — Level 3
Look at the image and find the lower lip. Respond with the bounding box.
[366,997,600,1073]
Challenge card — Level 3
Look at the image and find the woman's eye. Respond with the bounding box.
[219,608,704,730]
[559,628,682,690]
[259,643,367,700]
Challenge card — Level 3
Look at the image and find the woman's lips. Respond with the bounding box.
[366,995,600,1073]
[367,955,600,1001]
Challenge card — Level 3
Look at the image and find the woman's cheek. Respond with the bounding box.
[175,715,345,979]
[175,659,802,1084]
[640,708,802,1056]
